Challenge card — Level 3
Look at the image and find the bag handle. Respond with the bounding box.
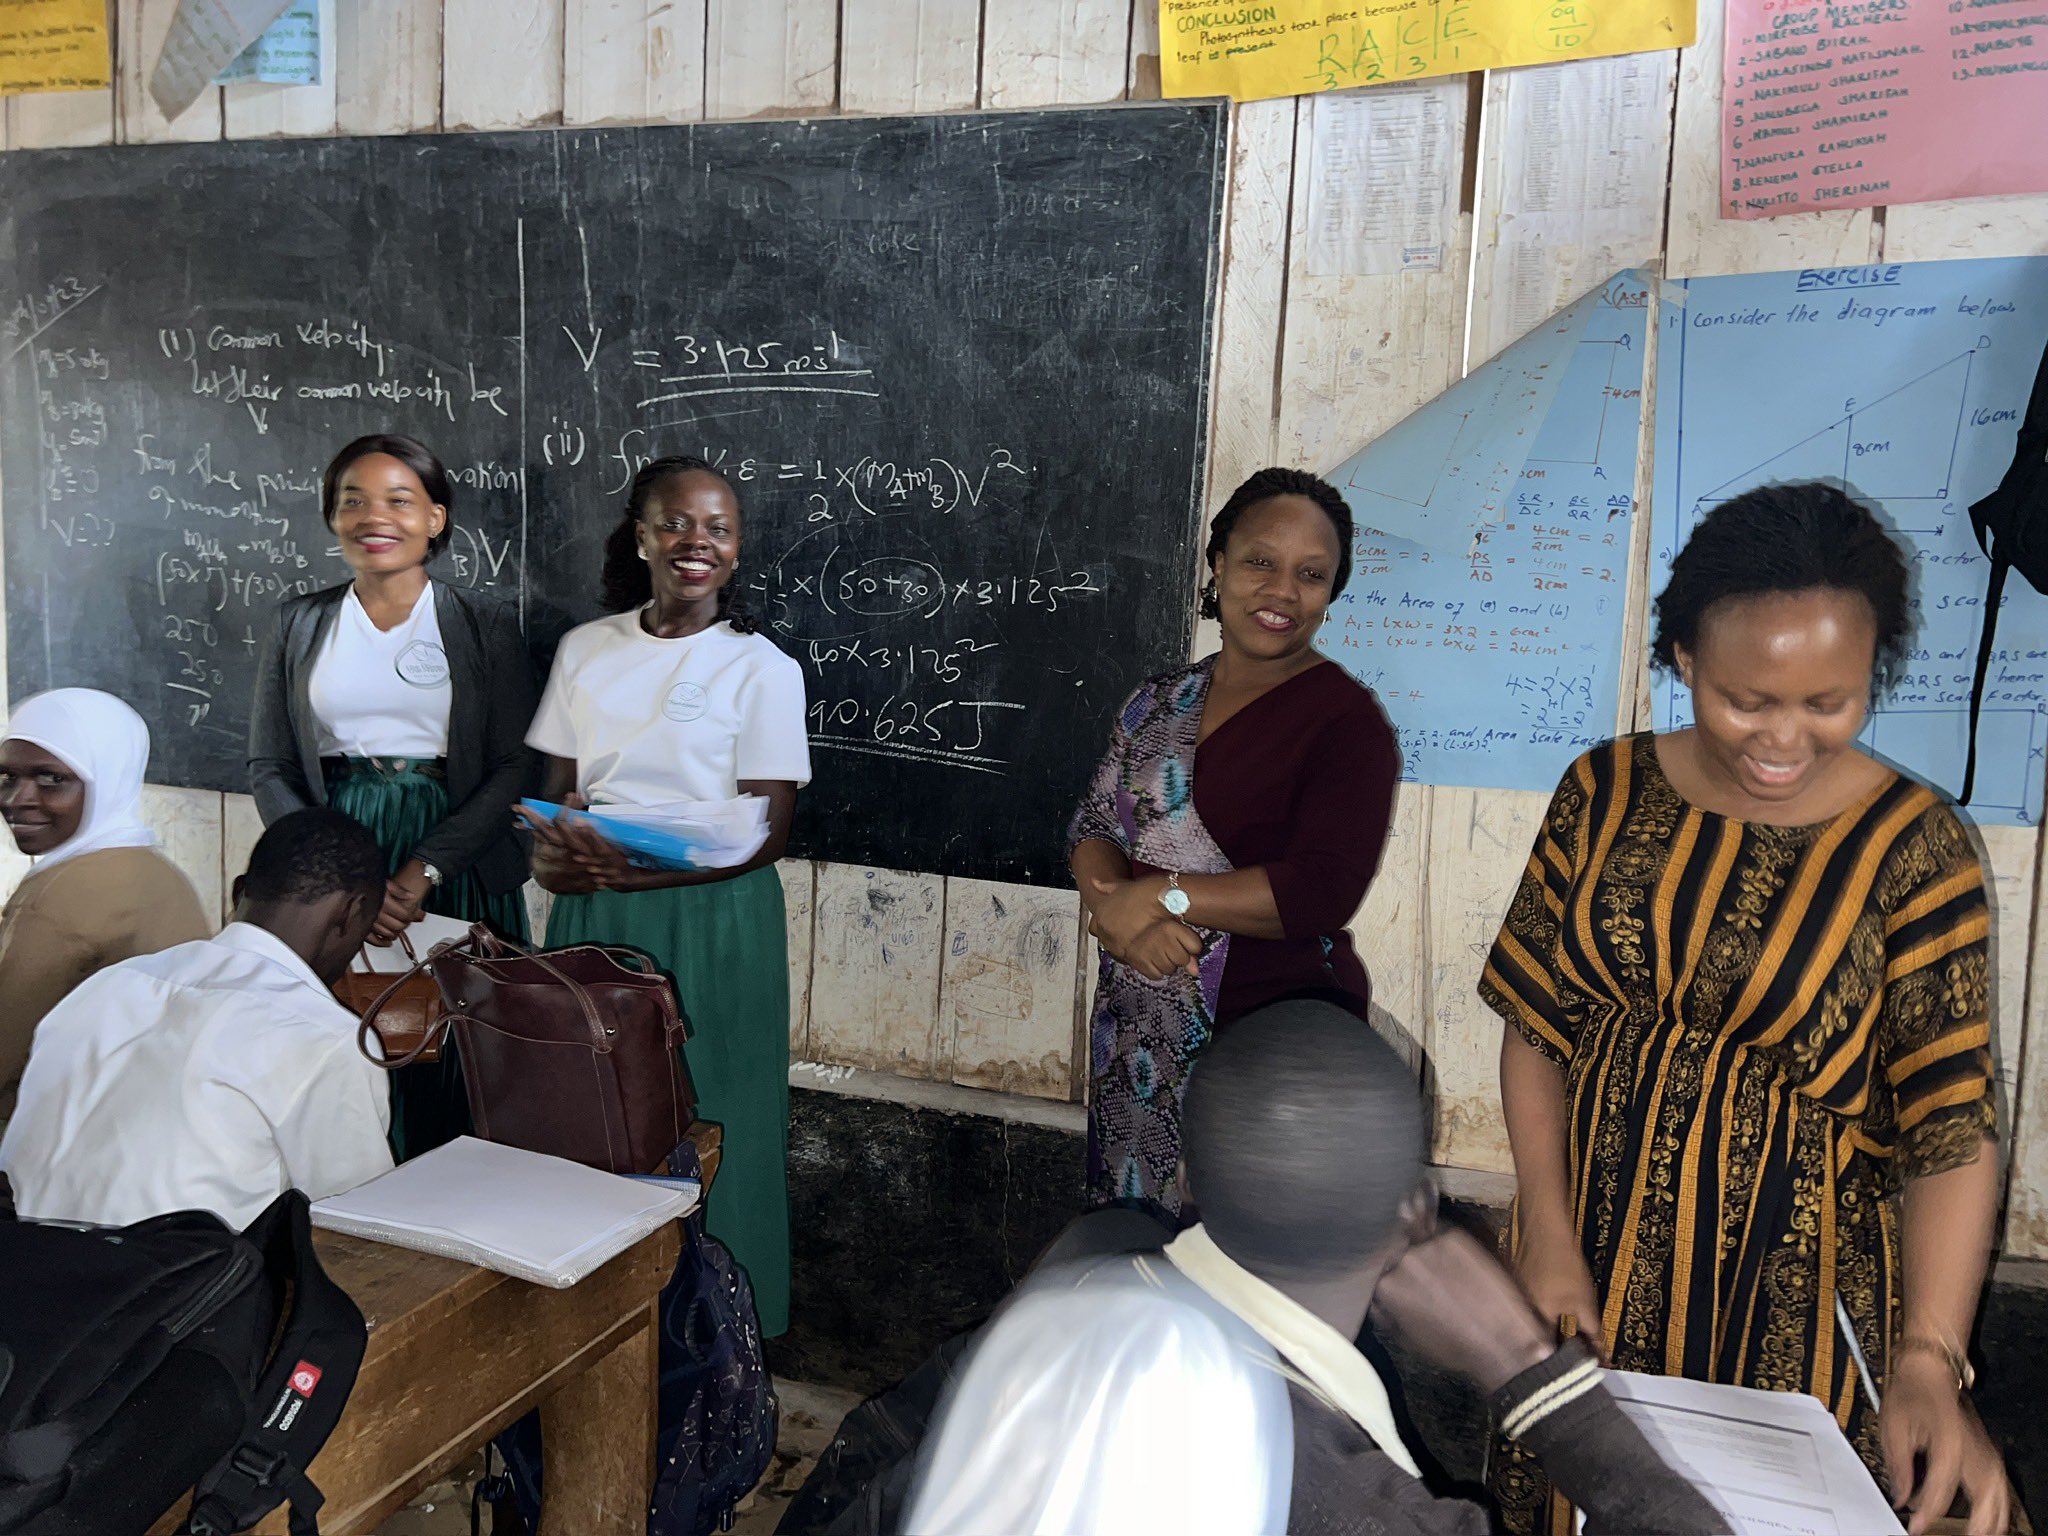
[436,924,618,1054]
[354,929,460,1071]
[351,928,417,979]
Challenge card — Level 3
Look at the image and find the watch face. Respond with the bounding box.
[1161,887,1191,916]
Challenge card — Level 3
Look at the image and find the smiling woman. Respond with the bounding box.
[1067,467,1402,1217]
[0,689,210,1127]
[247,433,538,1162]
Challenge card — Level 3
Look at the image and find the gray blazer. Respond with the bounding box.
[247,580,537,896]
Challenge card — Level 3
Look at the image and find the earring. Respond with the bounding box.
[733,559,741,574]
[638,547,649,562]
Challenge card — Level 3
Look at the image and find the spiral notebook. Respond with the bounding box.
[310,1137,697,1288]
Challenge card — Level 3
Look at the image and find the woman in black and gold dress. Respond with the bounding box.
[1483,483,2011,1536]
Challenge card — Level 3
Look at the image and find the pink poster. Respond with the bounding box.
[1723,0,2048,219]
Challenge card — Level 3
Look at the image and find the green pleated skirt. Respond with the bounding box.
[545,867,792,1337]
[324,757,529,1165]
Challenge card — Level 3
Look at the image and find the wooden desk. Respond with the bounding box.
[152,1221,679,1536]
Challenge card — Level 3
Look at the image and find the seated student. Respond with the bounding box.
[0,688,211,1126]
[902,1001,1724,1536]
[0,809,395,1230]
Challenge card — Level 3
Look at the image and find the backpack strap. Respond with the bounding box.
[181,1193,366,1536]
[1961,552,2011,807]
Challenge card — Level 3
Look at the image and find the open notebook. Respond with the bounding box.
[310,1137,699,1288]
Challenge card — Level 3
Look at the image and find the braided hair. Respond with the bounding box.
[597,455,760,634]
[1198,467,1356,620]
[1651,480,1910,689]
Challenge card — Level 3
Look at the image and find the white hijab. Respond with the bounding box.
[4,688,159,872]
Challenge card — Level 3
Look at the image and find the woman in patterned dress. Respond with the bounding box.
[1068,467,1400,1216]
[1483,482,2011,1535]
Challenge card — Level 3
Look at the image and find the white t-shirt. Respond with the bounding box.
[308,584,454,757]
[0,923,394,1230]
[527,613,812,807]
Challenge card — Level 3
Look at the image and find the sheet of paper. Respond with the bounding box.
[1653,258,2048,824]
[213,0,318,85]
[1323,275,1645,792]
[1724,0,2048,218]
[1161,0,1696,102]
[1484,54,1671,355]
[0,0,110,94]
[354,912,475,975]
[1306,81,1461,277]
[148,0,293,120]
[1602,1371,1904,1535]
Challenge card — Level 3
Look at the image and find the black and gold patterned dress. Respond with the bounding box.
[1480,735,1996,1535]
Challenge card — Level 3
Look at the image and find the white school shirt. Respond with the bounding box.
[526,613,812,807]
[308,584,454,757]
[0,923,394,1230]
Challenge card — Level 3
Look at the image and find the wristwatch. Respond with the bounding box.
[419,862,443,890]
[1159,871,1191,917]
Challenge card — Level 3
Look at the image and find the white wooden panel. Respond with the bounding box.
[1619,283,1666,734]
[1665,0,1871,278]
[980,0,1130,109]
[808,863,946,1078]
[1205,98,1292,527]
[335,0,441,135]
[117,0,222,144]
[1348,781,1427,1074]
[704,0,836,119]
[777,858,815,1058]
[2009,862,2048,1258]
[1423,786,1548,1171]
[1126,0,1160,100]
[222,0,336,139]
[1275,88,1473,471]
[1882,196,2048,264]
[1980,824,2039,1143]
[1074,928,1099,1105]
[141,784,224,921]
[941,878,1080,1099]
[565,0,706,126]
[221,790,264,922]
[442,0,563,131]
[840,0,978,115]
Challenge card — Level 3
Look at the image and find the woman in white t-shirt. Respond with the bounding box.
[523,455,811,1336]
[249,434,537,1160]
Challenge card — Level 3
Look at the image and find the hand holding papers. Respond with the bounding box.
[520,795,771,873]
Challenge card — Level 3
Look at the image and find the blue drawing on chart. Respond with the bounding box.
[1652,258,2048,826]
[1323,274,1645,792]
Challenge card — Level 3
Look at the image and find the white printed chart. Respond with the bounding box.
[1652,258,2048,826]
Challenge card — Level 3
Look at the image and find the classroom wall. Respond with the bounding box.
[3,0,2046,1257]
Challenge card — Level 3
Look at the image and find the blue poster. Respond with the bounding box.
[214,2,319,86]
[1652,259,2048,826]
[1324,275,1646,791]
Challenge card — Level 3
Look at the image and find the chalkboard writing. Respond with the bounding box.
[0,109,1227,883]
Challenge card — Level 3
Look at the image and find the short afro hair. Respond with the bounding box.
[1199,467,1357,618]
[240,808,385,910]
[1652,481,1912,688]
[1181,999,1424,1286]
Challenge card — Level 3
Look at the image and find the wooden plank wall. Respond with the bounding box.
[4,0,2046,1254]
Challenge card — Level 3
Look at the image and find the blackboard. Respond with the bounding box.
[0,107,1225,884]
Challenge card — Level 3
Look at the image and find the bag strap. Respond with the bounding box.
[182,1192,367,1536]
[349,929,417,981]
[1961,552,2011,806]
[354,932,449,1071]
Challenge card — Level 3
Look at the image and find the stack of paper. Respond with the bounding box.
[310,1137,697,1288]
[521,795,771,872]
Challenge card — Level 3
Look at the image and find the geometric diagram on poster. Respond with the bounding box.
[1323,273,1647,793]
[1652,257,2048,825]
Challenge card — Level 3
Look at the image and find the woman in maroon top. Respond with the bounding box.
[1068,467,1401,1212]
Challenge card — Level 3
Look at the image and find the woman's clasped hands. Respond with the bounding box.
[516,796,640,895]
[1086,876,1200,982]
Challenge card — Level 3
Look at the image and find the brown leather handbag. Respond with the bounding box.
[359,924,698,1176]
[336,932,444,1063]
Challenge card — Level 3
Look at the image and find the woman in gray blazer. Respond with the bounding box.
[248,433,535,1159]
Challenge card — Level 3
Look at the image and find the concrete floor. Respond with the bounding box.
[371,1379,857,1536]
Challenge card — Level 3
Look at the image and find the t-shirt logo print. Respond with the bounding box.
[664,682,708,723]
[395,640,451,688]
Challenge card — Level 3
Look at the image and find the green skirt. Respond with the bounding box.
[324,757,529,1165]
[545,867,792,1337]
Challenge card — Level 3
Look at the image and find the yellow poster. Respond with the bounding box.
[0,0,110,95]
[1161,0,1695,101]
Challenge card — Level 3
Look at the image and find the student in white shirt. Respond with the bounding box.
[248,433,537,1160]
[0,809,395,1230]
[521,454,810,1337]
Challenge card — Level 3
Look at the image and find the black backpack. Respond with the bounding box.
[1961,333,2048,806]
[0,1191,365,1536]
